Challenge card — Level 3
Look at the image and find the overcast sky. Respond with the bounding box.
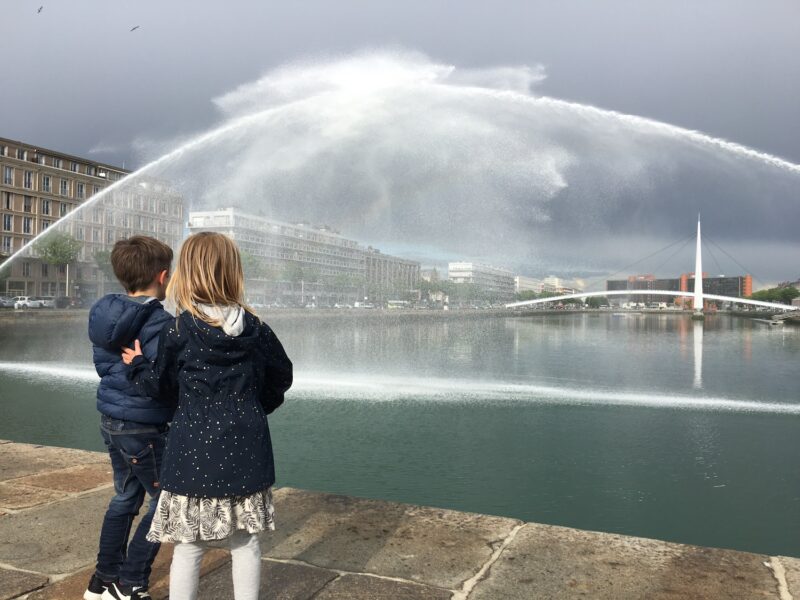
[1,0,798,282]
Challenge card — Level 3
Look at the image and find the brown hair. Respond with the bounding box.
[167,232,252,325]
[111,236,173,293]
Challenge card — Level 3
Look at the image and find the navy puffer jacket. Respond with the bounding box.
[88,294,175,424]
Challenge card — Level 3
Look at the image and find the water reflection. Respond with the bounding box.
[693,320,703,389]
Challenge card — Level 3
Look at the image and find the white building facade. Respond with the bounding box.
[448,262,515,301]
[189,208,419,305]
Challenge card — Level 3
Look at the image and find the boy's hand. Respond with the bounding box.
[122,340,143,365]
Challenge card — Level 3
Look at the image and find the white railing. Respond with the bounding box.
[506,289,797,312]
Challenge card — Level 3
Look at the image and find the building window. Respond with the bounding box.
[42,199,50,215]
[23,171,33,189]
[1,236,11,253]
[76,226,84,241]
[38,155,46,165]
[53,158,62,169]
[71,162,78,172]
[107,230,114,244]
[16,148,27,160]
[60,179,70,196]
[77,183,85,199]
[23,217,32,234]
[87,165,95,176]
[3,166,13,185]
[41,263,49,277]
[2,215,11,231]
[93,185,100,195]
[1,192,9,210]
[42,175,51,193]
[92,228,100,242]
[23,196,33,213]
[60,203,68,217]
[22,262,30,277]
[42,220,50,231]
[0,145,6,157]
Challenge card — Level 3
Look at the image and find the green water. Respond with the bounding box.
[0,312,798,556]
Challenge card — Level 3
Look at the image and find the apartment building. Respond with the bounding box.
[448,262,515,301]
[188,208,420,305]
[0,137,184,299]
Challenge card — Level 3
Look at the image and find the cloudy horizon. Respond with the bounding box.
[1,0,798,284]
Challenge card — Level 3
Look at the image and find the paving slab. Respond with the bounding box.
[0,441,105,482]
[15,462,114,493]
[469,522,778,600]
[778,556,800,597]
[27,546,230,600]
[0,481,68,510]
[197,559,337,599]
[266,488,520,589]
[0,566,48,600]
[0,487,114,574]
[314,573,453,600]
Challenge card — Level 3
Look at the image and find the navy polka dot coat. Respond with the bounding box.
[128,310,293,498]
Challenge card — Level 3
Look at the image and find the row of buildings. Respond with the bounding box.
[0,137,185,299]
[606,273,753,306]
[420,263,580,304]
[187,209,420,305]
[0,137,419,305]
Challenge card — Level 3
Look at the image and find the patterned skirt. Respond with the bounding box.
[147,487,275,543]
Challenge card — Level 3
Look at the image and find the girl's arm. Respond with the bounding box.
[122,322,181,404]
[259,323,293,414]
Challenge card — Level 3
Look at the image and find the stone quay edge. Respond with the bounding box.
[0,440,795,599]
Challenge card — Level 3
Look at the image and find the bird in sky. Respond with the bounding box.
[130,25,140,32]
[37,6,43,13]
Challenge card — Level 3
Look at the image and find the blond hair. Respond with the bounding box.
[167,231,253,325]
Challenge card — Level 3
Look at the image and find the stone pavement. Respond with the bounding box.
[0,440,796,599]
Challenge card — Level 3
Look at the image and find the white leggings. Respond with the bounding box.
[170,530,262,600]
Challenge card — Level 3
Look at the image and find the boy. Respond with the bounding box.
[85,236,174,600]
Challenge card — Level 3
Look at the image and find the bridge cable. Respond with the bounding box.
[701,239,725,277]
[703,235,767,290]
[581,232,695,292]
[649,235,694,277]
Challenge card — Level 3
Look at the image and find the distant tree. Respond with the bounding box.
[34,232,81,296]
[515,290,539,302]
[586,296,609,308]
[750,286,799,305]
[283,264,304,284]
[305,266,321,283]
[94,250,115,281]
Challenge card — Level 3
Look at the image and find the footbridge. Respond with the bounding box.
[506,289,798,312]
[507,217,797,314]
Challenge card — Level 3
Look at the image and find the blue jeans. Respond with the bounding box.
[95,415,168,587]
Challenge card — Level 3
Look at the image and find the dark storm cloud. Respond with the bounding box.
[2,0,798,166]
[1,0,798,282]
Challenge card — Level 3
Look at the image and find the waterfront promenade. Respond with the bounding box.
[0,440,796,599]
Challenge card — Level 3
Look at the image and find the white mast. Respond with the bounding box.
[693,215,703,316]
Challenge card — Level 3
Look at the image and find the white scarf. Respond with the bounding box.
[196,304,245,337]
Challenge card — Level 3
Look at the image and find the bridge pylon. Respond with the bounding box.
[692,215,705,320]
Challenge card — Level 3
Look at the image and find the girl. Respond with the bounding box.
[122,232,292,600]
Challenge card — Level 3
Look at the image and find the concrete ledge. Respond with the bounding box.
[0,440,795,599]
[468,522,780,599]
[265,487,520,589]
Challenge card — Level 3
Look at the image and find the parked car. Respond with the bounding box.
[0,296,14,308]
[38,296,56,308]
[13,296,43,309]
[54,296,86,309]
